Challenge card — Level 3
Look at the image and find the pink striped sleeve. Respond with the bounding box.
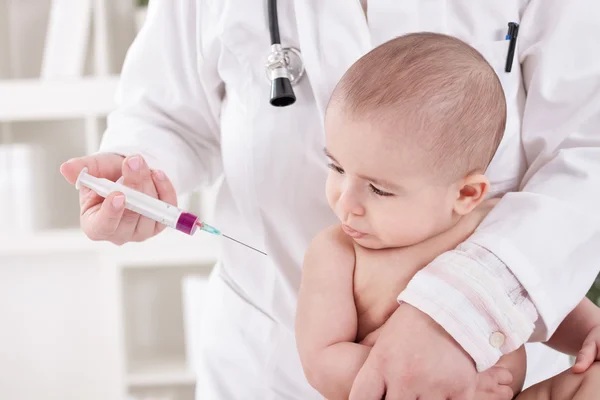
[397,242,538,371]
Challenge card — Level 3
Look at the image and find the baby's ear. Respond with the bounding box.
[453,173,490,215]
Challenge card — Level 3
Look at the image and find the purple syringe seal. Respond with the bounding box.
[176,212,199,235]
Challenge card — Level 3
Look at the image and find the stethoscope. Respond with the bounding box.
[265,0,305,107]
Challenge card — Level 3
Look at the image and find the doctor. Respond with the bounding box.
[60,0,600,398]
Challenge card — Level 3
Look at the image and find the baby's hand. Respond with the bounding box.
[359,326,382,347]
[475,366,514,400]
[572,326,600,373]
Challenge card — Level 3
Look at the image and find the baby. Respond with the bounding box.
[296,32,600,400]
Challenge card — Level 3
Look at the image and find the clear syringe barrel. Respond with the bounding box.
[75,167,199,235]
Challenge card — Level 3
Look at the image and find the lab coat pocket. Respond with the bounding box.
[198,268,278,376]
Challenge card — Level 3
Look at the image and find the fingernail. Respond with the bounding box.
[112,195,125,209]
[153,170,165,181]
[127,156,141,171]
[81,187,91,195]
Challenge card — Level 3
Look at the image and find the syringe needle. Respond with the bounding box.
[195,221,266,255]
[222,234,267,256]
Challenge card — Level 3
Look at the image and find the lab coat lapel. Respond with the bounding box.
[294,0,371,121]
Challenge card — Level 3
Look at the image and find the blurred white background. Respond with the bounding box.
[0,1,220,399]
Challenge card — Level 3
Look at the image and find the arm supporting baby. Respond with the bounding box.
[545,297,600,373]
[296,226,371,400]
[545,298,600,357]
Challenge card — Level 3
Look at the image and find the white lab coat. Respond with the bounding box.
[101,0,600,398]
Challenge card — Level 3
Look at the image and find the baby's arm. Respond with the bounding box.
[296,226,369,400]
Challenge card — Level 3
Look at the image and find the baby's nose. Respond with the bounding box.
[338,191,365,217]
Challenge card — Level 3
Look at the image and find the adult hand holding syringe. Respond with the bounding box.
[60,153,266,254]
[60,153,178,246]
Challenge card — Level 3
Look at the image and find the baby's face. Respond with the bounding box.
[324,107,460,249]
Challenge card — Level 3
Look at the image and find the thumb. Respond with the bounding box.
[60,153,124,185]
[349,365,386,400]
[572,341,597,373]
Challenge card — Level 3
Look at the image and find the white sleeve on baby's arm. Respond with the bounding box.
[397,242,538,371]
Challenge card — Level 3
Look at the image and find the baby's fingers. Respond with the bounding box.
[491,385,514,400]
[572,341,598,373]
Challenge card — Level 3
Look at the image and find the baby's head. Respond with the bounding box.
[324,32,506,249]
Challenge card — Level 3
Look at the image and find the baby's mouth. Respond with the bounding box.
[342,224,367,239]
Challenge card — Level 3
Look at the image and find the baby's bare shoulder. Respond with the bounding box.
[304,225,356,269]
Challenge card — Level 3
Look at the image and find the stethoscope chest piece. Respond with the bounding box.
[266,0,305,107]
[265,45,305,107]
[265,45,305,84]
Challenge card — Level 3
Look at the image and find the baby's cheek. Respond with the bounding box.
[379,220,416,247]
[402,229,431,247]
[325,178,337,209]
[390,220,434,247]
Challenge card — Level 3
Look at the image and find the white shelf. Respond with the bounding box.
[0,75,120,122]
[127,357,196,388]
[0,227,221,267]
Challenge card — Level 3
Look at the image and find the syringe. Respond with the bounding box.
[75,168,266,255]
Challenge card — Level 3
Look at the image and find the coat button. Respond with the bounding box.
[490,331,505,348]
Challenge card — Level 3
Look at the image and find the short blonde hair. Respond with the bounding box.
[328,32,507,180]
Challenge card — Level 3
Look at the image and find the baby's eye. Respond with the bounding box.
[327,163,345,174]
[370,184,394,197]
